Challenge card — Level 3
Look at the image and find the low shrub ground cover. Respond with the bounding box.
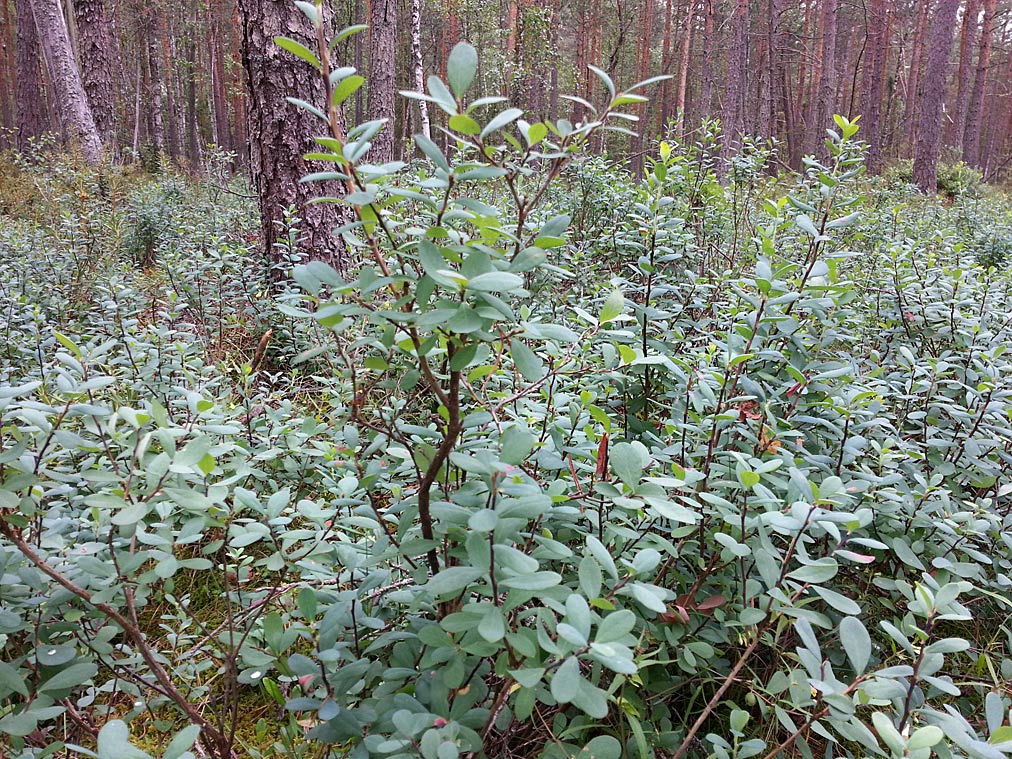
[3,35,1012,759]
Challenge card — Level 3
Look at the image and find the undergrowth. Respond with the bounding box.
[3,30,1012,759]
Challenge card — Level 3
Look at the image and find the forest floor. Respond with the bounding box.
[2,145,1012,759]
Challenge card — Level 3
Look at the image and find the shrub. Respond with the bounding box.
[2,16,1012,759]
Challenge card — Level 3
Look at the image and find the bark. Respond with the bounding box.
[209,2,232,152]
[862,0,890,172]
[813,0,838,156]
[656,0,675,133]
[719,0,749,170]
[631,0,654,175]
[0,0,15,142]
[409,0,429,139]
[73,0,119,150]
[962,0,996,167]
[695,0,715,131]
[27,0,101,162]
[16,0,49,151]
[901,0,930,156]
[913,0,960,193]
[238,0,353,270]
[144,9,165,153]
[185,0,200,166]
[947,0,980,148]
[367,0,397,164]
[674,0,696,135]
[161,15,181,160]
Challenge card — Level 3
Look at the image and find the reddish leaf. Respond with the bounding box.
[595,432,609,478]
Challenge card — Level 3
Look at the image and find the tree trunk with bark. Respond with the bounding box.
[145,10,166,154]
[15,0,49,151]
[409,0,429,139]
[674,0,696,136]
[73,0,120,151]
[913,0,960,193]
[0,0,16,144]
[862,0,890,172]
[901,0,930,156]
[947,0,980,148]
[367,0,397,164]
[27,0,102,162]
[962,0,996,167]
[238,0,353,271]
[813,0,838,156]
[719,0,749,173]
[630,0,654,175]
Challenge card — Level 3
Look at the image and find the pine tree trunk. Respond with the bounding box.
[862,0,890,172]
[144,9,165,154]
[913,0,960,193]
[695,0,715,131]
[238,0,353,271]
[15,0,49,152]
[901,0,930,157]
[947,0,980,148]
[719,0,748,172]
[367,0,397,164]
[73,0,119,151]
[209,2,232,153]
[674,0,696,136]
[0,0,16,144]
[185,0,200,167]
[630,0,654,175]
[962,0,996,167]
[27,0,101,162]
[409,0,429,139]
[813,0,838,156]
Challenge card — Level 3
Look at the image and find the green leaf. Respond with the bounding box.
[812,586,861,615]
[481,108,524,139]
[97,720,154,759]
[164,725,202,759]
[738,469,760,488]
[500,571,561,591]
[609,441,645,487]
[990,726,1012,745]
[795,214,820,237]
[477,607,505,642]
[579,555,602,598]
[449,114,481,135]
[0,709,38,737]
[274,37,321,69]
[587,65,615,98]
[871,712,904,756]
[986,692,1005,735]
[414,133,451,171]
[446,42,478,98]
[501,425,535,465]
[595,610,636,643]
[425,567,485,596]
[466,271,524,292]
[510,339,545,382]
[0,660,28,698]
[36,645,77,666]
[839,616,871,675]
[908,726,943,750]
[787,558,839,584]
[551,657,581,703]
[297,587,317,621]
[510,668,545,688]
[579,736,622,759]
[333,75,365,106]
[39,662,98,693]
[599,288,625,324]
